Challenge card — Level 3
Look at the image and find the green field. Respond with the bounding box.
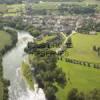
[36,35,56,44]
[66,33,100,63]
[0,81,3,100]
[0,30,12,100]
[56,33,100,100]
[56,60,100,100]
[21,62,34,90]
[0,0,100,17]
[32,2,58,10]
[0,30,12,50]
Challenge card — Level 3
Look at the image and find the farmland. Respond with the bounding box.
[66,33,100,63]
[0,30,12,51]
[0,0,100,100]
[0,30,12,100]
[57,60,100,100]
[56,32,100,100]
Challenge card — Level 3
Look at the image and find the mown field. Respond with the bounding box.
[56,33,100,100]
[66,33,100,63]
[0,30,12,100]
[36,34,56,44]
[0,81,3,100]
[0,30,12,50]
[57,60,100,100]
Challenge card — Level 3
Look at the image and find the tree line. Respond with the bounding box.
[1,17,42,37]
[93,45,100,56]
[58,4,97,15]
[25,48,67,100]
[0,0,21,4]
[68,88,100,100]
[77,18,100,33]
[65,58,100,69]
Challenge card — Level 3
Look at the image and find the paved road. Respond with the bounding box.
[56,31,76,53]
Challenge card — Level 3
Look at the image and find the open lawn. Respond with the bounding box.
[21,62,34,90]
[36,35,56,44]
[0,30,12,100]
[56,32,100,100]
[66,33,100,63]
[32,0,100,10]
[57,60,100,100]
[7,4,25,13]
[0,30,12,50]
[0,81,3,100]
[0,0,100,16]
[32,2,58,10]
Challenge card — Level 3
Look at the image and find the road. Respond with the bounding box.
[56,31,76,53]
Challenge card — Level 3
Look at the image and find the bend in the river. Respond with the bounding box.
[2,31,46,100]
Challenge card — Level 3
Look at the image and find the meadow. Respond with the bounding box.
[0,0,100,17]
[66,33,100,63]
[0,30,12,100]
[0,81,3,100]
[0,30,12,50]
[36,34,56,44]
[57,60,100,100]
[56,32,100,100]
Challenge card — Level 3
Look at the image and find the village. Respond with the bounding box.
[22,13,100,35]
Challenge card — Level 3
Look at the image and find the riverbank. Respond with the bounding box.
[21,62,34,90]
[0,29,17,100]
[2,31,41,100]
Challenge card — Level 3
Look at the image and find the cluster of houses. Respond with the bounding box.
[23,13,100,35]
[23,15,79,34]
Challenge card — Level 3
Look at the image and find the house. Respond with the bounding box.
[89,31,96,35]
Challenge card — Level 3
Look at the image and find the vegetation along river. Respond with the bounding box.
[2,31,46,100]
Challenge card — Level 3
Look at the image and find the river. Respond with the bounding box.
[2,31,46,100]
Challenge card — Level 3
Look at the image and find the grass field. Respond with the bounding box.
[56,32,100,100]
[0,30,12,50]
[0,81,3,100]
[56,60,100,100]
[0,0,100,17]
[21,62,34,90]
[36,35,56,44]
[0,30,12,100]
[32,0,100,10]
[32,2,58,10]
[66,33,100,63]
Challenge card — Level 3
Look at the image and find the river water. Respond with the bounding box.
[2,31,46,100]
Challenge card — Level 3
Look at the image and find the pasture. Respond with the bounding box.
[0,30,12,100]
[66,33,100,63]
[57,60,100,100]
[56,33,100,100]
[0,30,12,50]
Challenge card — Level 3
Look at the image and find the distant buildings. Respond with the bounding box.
[23,15,78,34]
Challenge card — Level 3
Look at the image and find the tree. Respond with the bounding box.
[68,88,100,100]
[28,49,67,100]
[68,88,78,100]
[97,47,100,56]
[93,45,97,51]
[66,37,72,48]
